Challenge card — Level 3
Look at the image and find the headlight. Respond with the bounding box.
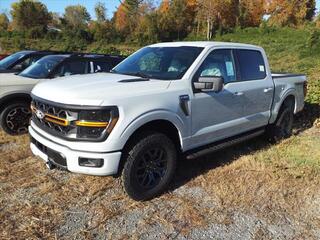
[76,108,119,139]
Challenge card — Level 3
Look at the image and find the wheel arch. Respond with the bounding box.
[116,118,183,177]
[270,91,296,124]
[0,93,31,113]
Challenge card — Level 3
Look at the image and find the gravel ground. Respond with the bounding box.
[1,127,320,240]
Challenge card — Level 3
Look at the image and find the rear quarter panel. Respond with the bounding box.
[269,75,307,123]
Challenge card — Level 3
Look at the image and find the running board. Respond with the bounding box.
[186,129,265,160]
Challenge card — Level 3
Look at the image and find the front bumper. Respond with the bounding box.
[29,125,121,176]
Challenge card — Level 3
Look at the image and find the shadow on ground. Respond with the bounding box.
[170,102,320,191]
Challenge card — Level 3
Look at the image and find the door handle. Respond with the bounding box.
[234,92,244,96]
[264,88,273,93]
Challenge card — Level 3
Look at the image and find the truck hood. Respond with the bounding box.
[31,73,171,106]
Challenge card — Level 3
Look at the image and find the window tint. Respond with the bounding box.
[92,61,111,73]
[11,55,42,71]
[54,60,87,77]
[112,47,204,80]
[236,50,266,81]
[196,49,236,84]
[0,52,25,70]
[19,56,65,78]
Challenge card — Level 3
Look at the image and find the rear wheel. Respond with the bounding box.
[0,102,31,135]
[266,100,294,142]
[121,132,177,201]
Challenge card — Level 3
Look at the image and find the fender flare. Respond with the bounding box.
[270,88,297,124]
[118,109,186,151]
[0,92,31,111]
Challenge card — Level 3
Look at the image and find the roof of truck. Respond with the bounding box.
[150,41,261,49]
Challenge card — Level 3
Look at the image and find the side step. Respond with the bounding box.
[186,129,265,160]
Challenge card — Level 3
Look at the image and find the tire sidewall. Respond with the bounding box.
[267,102,294,142]
[122,132,177,201]
[0,102,31,135]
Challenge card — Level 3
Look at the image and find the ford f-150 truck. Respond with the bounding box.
[29,42,307,200]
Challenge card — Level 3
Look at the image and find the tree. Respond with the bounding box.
[196,0,239,39]
[64,5,91,28]
[238,0,265,27]
[266,0,316,26]
[114,0,144,34]
[10,0,51,31]
[95,2,107,22]
[0,13,9,31]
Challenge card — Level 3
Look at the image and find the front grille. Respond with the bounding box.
[32,99,78,138]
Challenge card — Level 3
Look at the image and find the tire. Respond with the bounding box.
[266,101,294,143]
[0,101,32,135]
[121,132,177,201]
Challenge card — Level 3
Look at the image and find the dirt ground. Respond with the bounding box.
[0,120,320,239]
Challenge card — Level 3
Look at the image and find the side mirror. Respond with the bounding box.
[194,76,224,92]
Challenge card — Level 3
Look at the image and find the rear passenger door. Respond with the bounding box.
[234,49,274,129]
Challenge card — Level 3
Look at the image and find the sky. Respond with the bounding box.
[0,0,120,19]
[0,0,320,19]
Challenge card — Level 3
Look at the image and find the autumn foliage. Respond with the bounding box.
[0,0,317,45]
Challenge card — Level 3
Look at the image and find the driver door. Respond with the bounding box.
[190,49,248,148]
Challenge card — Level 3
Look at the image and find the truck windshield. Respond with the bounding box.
[112,46,204,80]
[19,56,65,79]
[0,52,26,70]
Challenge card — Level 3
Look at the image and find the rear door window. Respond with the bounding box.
[235,50,266,81]
[54,60,88,77]
[92,61,112,73]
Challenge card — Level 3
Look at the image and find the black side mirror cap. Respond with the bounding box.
[194,76,224,92]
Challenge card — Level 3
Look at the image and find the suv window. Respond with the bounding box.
[196,49,236,84]
[54,60,88,77]
[235,49,266,81]
[11,55,41,71]
[92,61,111,73]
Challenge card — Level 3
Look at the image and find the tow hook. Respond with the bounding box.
[46,160,55,170]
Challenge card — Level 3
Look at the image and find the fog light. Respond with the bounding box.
[79,157,104,168]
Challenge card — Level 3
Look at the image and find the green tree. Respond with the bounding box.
[0,13,9,31]
[95,2,107,22]
[10,0,51,31]
[64,5,91,28]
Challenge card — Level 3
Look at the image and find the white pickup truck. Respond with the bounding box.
[29,42,307,200]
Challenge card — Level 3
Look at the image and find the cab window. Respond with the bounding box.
[235,49,266,81]
[196,49,236,84]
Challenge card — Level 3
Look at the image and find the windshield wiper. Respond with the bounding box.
[110,69,151,79]
[124,71,151,79]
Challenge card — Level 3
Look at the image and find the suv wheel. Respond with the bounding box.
[266,101,294,142]
[0,102,31,135]
[122,132,177,201]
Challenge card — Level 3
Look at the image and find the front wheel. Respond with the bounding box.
[121,132,177,201]
[0,102,32,135]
